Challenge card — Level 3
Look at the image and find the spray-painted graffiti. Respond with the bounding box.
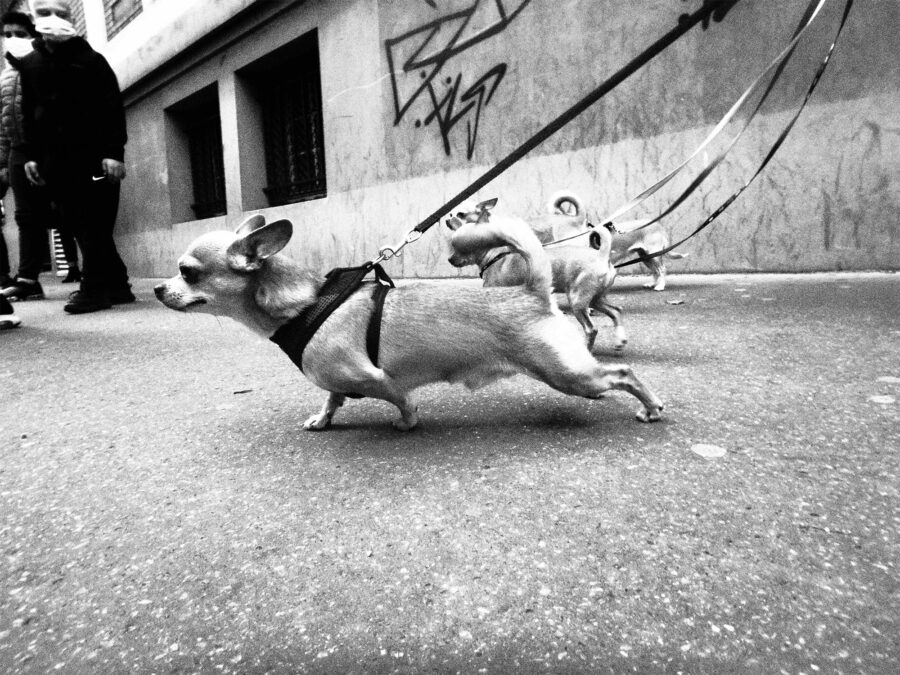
[385,1,532,159]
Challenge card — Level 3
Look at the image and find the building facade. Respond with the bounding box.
[5,0,899,277]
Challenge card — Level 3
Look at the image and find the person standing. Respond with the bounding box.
[0,8,75,301]
[15,0,132,314]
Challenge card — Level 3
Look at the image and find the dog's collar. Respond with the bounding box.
[479,250,513,278]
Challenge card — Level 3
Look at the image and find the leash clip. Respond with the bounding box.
[372,229,423,265]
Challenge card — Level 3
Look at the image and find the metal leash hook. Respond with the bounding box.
[371,229,423,266]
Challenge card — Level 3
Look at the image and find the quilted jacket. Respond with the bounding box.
[0,56,25,172]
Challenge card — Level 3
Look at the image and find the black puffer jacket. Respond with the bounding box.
[17,36,126,180]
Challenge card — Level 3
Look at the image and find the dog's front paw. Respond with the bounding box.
[635,405,663,423]
[391,407,419,431]
[302,413,332,431]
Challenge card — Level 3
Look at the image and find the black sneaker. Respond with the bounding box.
[64,289,112,314]
[109,285,136,304]
[1,275,15,290]
[62,268,81,283]
[2,278,44,301]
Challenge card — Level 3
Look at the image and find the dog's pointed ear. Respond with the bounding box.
[476,197,498,212]
[234,214,266,237]
[227,219,293,272]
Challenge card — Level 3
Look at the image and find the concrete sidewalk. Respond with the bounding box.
[1,272,898,673]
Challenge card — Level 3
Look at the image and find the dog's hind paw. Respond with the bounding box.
[302,413,332,431]
[635,405,663,423]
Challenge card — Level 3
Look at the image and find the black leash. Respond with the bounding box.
[407,0,743,238]
[616,0,854,269]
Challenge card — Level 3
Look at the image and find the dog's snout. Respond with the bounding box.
[153,283,166,299]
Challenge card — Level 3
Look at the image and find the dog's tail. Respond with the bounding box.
[451,217,554,302]
[547,190,586,218]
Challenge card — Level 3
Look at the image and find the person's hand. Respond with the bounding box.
[101,158,126,183]
[24,161,45,186]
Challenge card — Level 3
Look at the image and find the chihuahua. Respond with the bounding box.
[608,220,688,291]
[446,198,626,352]
[154,215,663,430]
[543,193,687,291]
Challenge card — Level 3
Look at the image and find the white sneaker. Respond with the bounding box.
[0,296,22,329]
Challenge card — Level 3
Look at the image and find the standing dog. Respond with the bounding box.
[155,215,663,430]
[545,193,688,291]
[608,219,688,291]
[446,198,627,352]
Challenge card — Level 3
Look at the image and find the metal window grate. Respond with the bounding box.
[103,0,142,39]
[260,53,326,206]
[70,0,87,37]
[187,109,226,220]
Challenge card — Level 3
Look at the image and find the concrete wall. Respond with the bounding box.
[112,0,898,279]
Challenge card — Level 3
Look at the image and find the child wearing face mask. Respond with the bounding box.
[14,0,131,314]
[0,8,81,303]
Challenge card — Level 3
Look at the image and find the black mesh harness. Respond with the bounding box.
[269,263,393,375]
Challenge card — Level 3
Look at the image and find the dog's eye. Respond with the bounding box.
[180,266,199,284]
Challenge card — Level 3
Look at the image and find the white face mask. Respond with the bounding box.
[34,14,77,42]
[4,36,34,59]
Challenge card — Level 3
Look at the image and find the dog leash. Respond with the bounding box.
[370,0,743,266]
[596,0,829,234]
[616,0,854,269]
[540,0,830,250]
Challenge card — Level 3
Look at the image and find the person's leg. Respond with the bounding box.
[3,161,50,300]
[91,179,130,297]
[0,216,11,283]
[59,176,130,313]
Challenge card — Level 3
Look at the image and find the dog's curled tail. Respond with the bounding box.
[547,190,586,218]
[451,217,554,302]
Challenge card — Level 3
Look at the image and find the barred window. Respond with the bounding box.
[103,0,141,39]
[69,0,87,37]
[186,104,226,220]
[249,32,326,206]
[166,84,226,221]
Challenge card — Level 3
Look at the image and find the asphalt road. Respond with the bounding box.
[1,272,898,673]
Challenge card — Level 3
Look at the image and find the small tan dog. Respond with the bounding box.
[446,198,627,352]
[155,214,663,430]
[609,219,688,292]
[544,193,688,291]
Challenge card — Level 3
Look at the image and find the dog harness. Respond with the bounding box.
[269,263,394,375]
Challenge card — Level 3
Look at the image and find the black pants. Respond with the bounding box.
[49,171,129,294]
[9,151,53,281]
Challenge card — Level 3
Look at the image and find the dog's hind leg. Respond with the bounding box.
[592,299,627,351]
[303,392,346,430]
[526,333,662,421]
[643,257,666,291]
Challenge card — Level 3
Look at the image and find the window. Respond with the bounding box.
[239,30,326,207]
[103,0,141,39]
[70,0,87,37]
[165,84,226,222]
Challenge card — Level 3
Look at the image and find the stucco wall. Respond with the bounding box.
[115,0,899,279]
